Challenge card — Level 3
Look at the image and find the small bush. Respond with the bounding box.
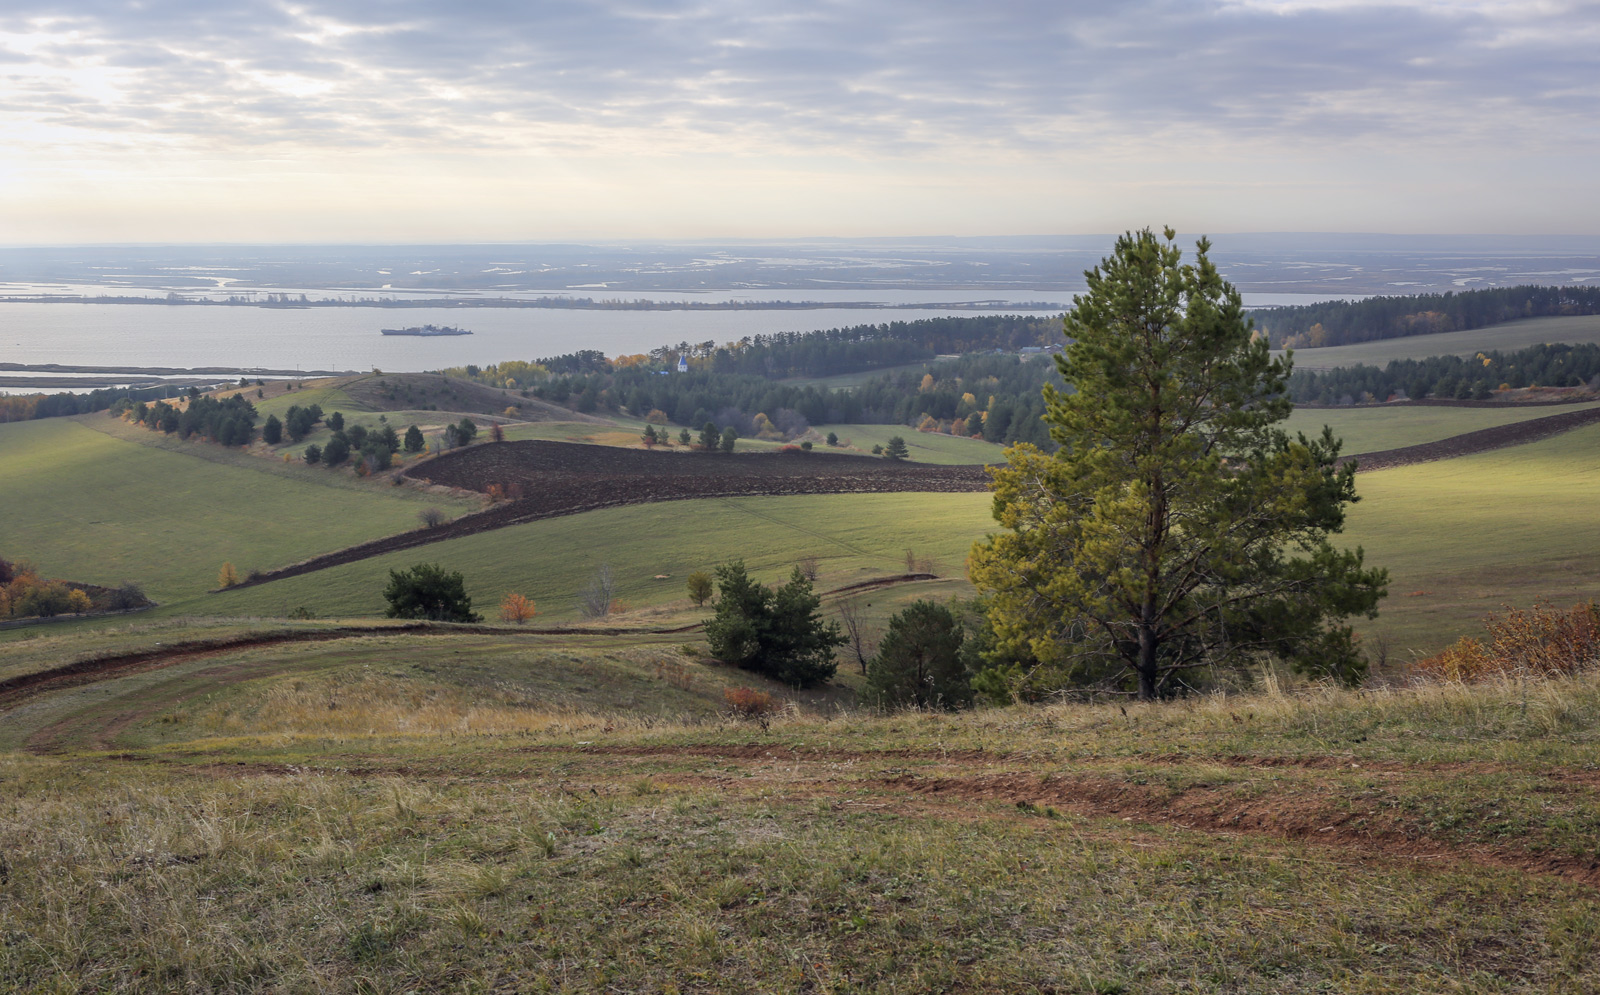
[218,562,240,589]
[723,687,779,719]
[1415,602,1600,682]
[499,592,536,624]
[419,507,448,529]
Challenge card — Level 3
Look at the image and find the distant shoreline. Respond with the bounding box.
[0,295,1070,312]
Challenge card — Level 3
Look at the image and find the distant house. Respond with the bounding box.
[677,354,689,373]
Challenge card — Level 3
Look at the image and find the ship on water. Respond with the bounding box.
[380,324,473,336]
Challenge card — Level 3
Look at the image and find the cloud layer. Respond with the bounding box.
[2,1,1597,240]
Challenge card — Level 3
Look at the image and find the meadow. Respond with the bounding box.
[0,416,477,603]
[1,617,1596,993]
[1284,313,1600,368]
[1283,399,1600,454]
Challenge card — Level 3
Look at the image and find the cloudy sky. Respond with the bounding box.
[2,0,1596,243]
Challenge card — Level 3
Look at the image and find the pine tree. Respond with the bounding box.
[969,228,1387,700]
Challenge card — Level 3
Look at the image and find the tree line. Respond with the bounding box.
[0,382,197,423]
[1290,341,1600,405]
[441,314,1060,387]
[1254,284,1600,350]
[521,352,1061,448]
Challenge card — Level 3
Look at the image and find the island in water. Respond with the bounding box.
[380,324,473,336]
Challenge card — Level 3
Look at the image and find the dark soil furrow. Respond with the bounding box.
[1340,405,1600,471]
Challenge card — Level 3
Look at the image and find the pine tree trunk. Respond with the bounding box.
[1137,624,1159,701]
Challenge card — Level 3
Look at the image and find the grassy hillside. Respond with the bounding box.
[1341,421,1600,653]
[0,417,476,603]
[1,619,1596,993]
[191,491,994,621]
[1285,313,1600,368]
[194,421,1600,655]
[1286,400,1600,453]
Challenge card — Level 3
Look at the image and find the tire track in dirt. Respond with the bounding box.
[888,770,1600,890]
[82,741,1600,891]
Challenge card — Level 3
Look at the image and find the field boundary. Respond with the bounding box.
[1342,404,1600,471]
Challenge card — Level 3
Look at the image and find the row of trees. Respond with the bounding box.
[523,353,1060,448]
[1290,341,1600,405]
[442,315,1060,387]
[1256,284,1600,350]
[0,558,146,620]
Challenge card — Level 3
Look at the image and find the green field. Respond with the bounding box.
[194,492,994,622]
[0,417,477,603]
[1282,313,1600,368]
[1285,400,1600,454]
[1341,421,1600,653]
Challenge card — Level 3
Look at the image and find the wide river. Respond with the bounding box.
[0,291,1340,377]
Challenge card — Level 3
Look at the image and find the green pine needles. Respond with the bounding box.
[969,228,1388,700]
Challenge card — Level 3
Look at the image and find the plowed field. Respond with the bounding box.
[234,443,989,587]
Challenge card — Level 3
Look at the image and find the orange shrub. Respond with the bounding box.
[1414,602,1600,682]
[723,687,779,719]
[499,592,536,624]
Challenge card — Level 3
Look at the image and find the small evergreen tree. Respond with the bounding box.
[261,414,283,445]
[703,561,843,688]
[678,428,692,446]
[404,425,425,453]
[883,436,910,460]
[864,601,972,710]
[720,426,738,452]
[699,421,719,449]
[323,434,350,466]
[328,411,345,431]
[382,563,481,622]
[303,443,322,464]
[826,431,838,446]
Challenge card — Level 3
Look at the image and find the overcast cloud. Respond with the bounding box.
[2,1,1597,241]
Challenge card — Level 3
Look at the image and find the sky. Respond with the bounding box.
[1,0,1597,244]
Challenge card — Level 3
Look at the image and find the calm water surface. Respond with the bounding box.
[0,292,1344,372]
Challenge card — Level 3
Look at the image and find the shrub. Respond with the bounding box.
[303,444,322,464]
[382,563,481,622]
[578,564,616,619]
[499,592,536,624]
[104,582,147,611]
[218,562,240,588]
[1415,602,1600,682]
[723,687,779,720]
[686,570,714,607]
[826,431,838,446]
[419,507,448,528]
[490,422,505,443]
